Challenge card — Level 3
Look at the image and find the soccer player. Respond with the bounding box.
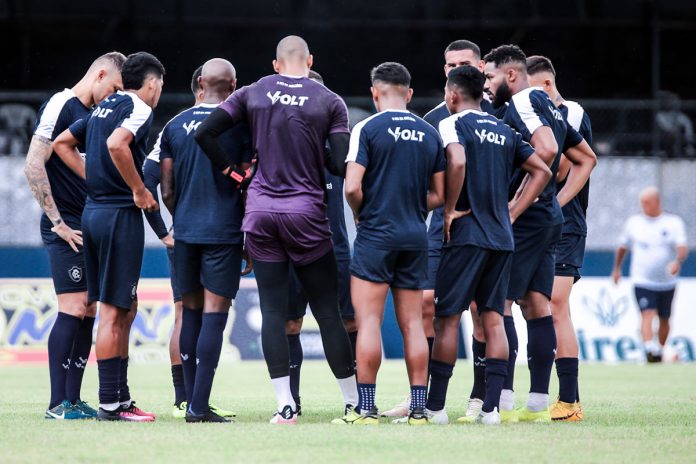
[527,55,593,420]
[612,187,688,363]
[285,70,356,416]
[483,44,597,422]
[160,58,250,423]
[338,62,445,425]
[52,51,165,422]
[383,38,500,420]
[195,36,358,424]
[425,65,551,425]
[25,52,126,420]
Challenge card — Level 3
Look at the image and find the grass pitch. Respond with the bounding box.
[1,360,695,463]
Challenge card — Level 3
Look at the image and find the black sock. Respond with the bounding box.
[426,359,454,411]
[190,312,228,415]
[427,336,435,373]
[288,333,303,403]
[180,307,203,405]
[254,260,291,378]
[526,316,557,394]
[503,316,518,391]
[171,364,186,406]
[65,316,95,404]
[47,312,82,408]
[348,330,358,366]
[482,358,507,413]
[97,356,120,408]
[470,336,487,401]
[576,379,581,402]
[556,357,579,404]
[295,251,354,379]
[118,357,130,404]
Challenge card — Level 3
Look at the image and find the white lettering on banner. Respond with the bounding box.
[460,277,696,363]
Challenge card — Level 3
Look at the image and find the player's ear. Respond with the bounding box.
[545,78,553,92]
[405,87,414,103]
[272,59,280,73]
[507,67,516,83]
[477,59,485,72]
[307,54,313,69]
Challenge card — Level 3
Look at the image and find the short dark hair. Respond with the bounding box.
[447,65,485,101]
[444,40,481,59]
[93,51,127,71]
[483,44,527,69]
[121,52,165,90]
[370,62,411,87]
[308,70,324,84]
[526,55,556,77]
[190,65,203,95]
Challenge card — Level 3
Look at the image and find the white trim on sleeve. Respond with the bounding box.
[120,91,152,136]
[345,112,382,163]
[34,89,74,140]
[563,100,585,132]
[511,87,544,136]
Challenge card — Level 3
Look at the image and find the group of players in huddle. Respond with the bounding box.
[26,34,596,425]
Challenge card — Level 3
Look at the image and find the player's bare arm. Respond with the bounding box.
[529,126,559,166]
[510,152,552,223]
[442,142,469,243]
[556,139,597,208]
[612,246,628,284]
[160,157,175,215]
[107,127,158,212]
[52,129,87,179]
[344,161,365,223]
[27,134,83,252]
[556,154,571,183]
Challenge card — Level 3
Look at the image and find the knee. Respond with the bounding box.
[286,318,303,335]
[343,318,357,333]
[434,315,460,337]
[85,302,97,318]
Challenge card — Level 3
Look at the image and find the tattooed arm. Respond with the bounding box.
[24,134,83,252]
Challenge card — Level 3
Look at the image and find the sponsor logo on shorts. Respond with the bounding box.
[68,266,82,283]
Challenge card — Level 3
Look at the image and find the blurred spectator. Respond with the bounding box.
[656,91,695,157]
[0,104,36,156]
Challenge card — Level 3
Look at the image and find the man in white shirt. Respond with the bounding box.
[612,187,688,362]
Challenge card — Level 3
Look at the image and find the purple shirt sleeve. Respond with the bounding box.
[328,95,350,135]
[218,86,248,123]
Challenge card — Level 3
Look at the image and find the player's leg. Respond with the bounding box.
[350,275,388,421]
[478,309,508,425]
[66,300,97,417]
[286,265,306,414]
[166,246,187,416]
[656,288,675,362]
[499,299,518,419]
[422,290,436,358]
[467,302,487,419]
[337,257,357,365]
[294,251,358,411]
[550,274,582,420]
[635,287,660,362]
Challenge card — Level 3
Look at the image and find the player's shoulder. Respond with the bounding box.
[36,89,75,124]
[423,101,449,126]
[661,213,686,226]
[352,110,387,133]
[562,100,586,131]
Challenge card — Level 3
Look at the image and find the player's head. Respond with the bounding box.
[199,58,236,103]
[308,70,324,85]
[370,62,413,111]
[443,40,483,76]
[86,51,127,105]
[273,35,313,75]
[191,65,203,101]
[121,51,165,108]
[639,186,662,217]
[483,44,527,107]
[444,65,485,114]
[526,55,558,99]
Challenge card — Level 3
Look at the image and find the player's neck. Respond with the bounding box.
[452,101,481,114]
[72,77,96,108]
[512,75,531,96]
[278,65,308,78]
[376,98,408,112]
[201,92,228,105]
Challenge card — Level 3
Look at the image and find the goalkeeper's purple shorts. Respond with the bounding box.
[242,211,333,266]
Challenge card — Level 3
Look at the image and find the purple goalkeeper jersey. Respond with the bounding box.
[218,74,350,218]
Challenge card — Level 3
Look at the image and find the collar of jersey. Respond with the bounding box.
[117,90,147,105]
[454,109,489,117]
[279,73,306,79]
[196,103,219,108]
[381,109,411,113]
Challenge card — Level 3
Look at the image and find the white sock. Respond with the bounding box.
[337,374,359,407]
[120,399,132,408]
[100,402,120,412]
[271,376,296,412]
[499,389,515,411]
[527,392,549,412]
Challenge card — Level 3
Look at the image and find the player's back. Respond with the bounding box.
[348,110,444,250]
[559,100,593,235]
[35,89,90,220]
[505,87,576,226]
[225,74,350,218]
[440,110,533,250]
[160,104,250,244]
[82,91,153,207]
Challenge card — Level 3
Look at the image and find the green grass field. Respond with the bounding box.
[1,360,695,463]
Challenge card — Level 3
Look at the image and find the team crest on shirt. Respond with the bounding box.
[68,266,82,283]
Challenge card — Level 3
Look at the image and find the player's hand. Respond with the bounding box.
[134,188,159,212]
[241,248,253,276]
[611,268,621,285]
[51,222,83,253]
[667,260,681,276]
[161,233,174,249]
[443,209,471,244]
